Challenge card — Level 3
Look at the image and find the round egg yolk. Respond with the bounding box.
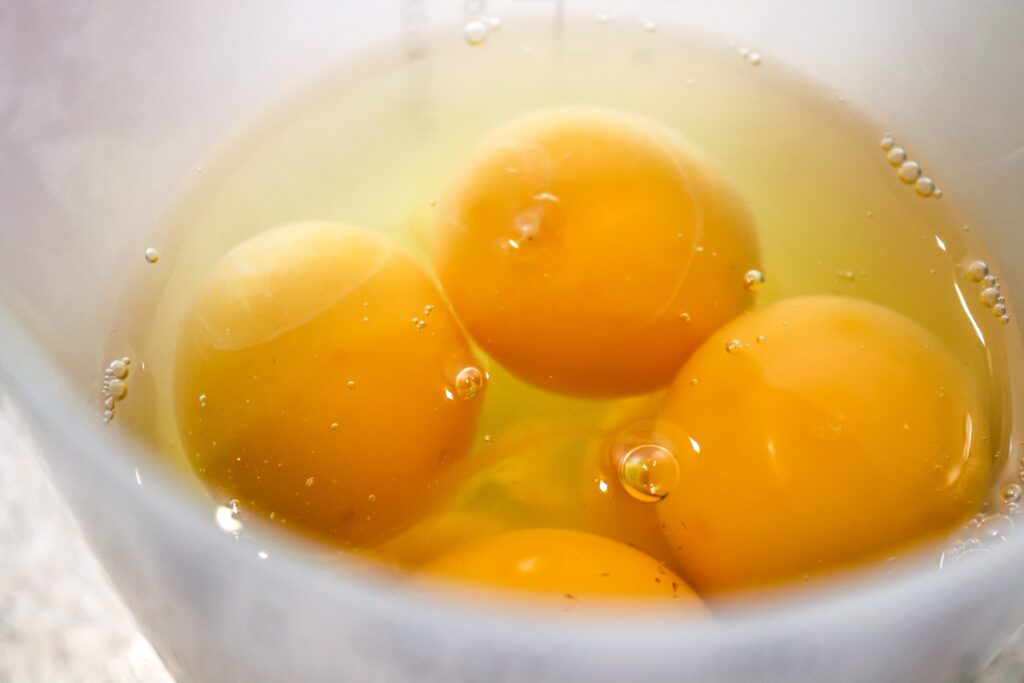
[175,222,485,547]
[421,528,702,607]
[655,295,991,593]
[433,106,759,397]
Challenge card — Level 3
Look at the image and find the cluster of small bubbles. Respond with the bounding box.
[198,393,208,408]
[966,260,1011,323]
[977,514,1015,542]
[411,316,427,332]
[725,339,745,355]
[143,247,160,264]
[737,46,761,66]
[305,476,315,488]
[101,357,132,422]
[617,444,680,502]
[743,269,765,292]
[423,304,435,316]
[943,510,1017,566]
[880,134,941,198]
[454,366,486,399]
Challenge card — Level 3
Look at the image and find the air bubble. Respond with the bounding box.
[346,380,356,390]
[108,379,128,400]
[454,366,485,399]
[484,16,501,31]
[144,247,160,264]
[980,288,999,308]
[101,357,133,421]
[994,303,1007,317]
[977,514,1014,543]
[887,147,907,166]
[725,339,744,355]
[966,261,989,282]
[1001,483,1022,505]
[743,269,765,291]
[215,505,242,533]
[109,359,128,379]
[463,20,489,46]
[748,53,761,66]
[914,177,935,197]
[880,134,895,151]
[198,393,208,407]
[679,312,691,322]
[897,160,921,184]
[643,20,657,33]
[617,444,680,502]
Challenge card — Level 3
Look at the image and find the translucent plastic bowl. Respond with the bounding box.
[2,2,1023,681]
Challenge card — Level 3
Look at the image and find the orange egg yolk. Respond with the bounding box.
[176,222,485,546]
[433,106,759,397]
[655,295,991,593]
[421,528,703,609]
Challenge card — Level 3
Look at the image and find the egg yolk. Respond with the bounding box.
[655,296,991,593]
[433,106,759,397]
[421,528,703,607]
[176,222,485,546]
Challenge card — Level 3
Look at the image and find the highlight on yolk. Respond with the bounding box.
[655,295,991,593]
[432,106,760,397]
[175,222,485,546]
[420,528,703,607]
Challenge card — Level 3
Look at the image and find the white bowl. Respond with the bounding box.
[2,2,1023,681]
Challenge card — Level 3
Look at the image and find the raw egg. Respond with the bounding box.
[655,296,991,592]
[176,222,485,546]
[421,528,702,607]
[433,107,759,397]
